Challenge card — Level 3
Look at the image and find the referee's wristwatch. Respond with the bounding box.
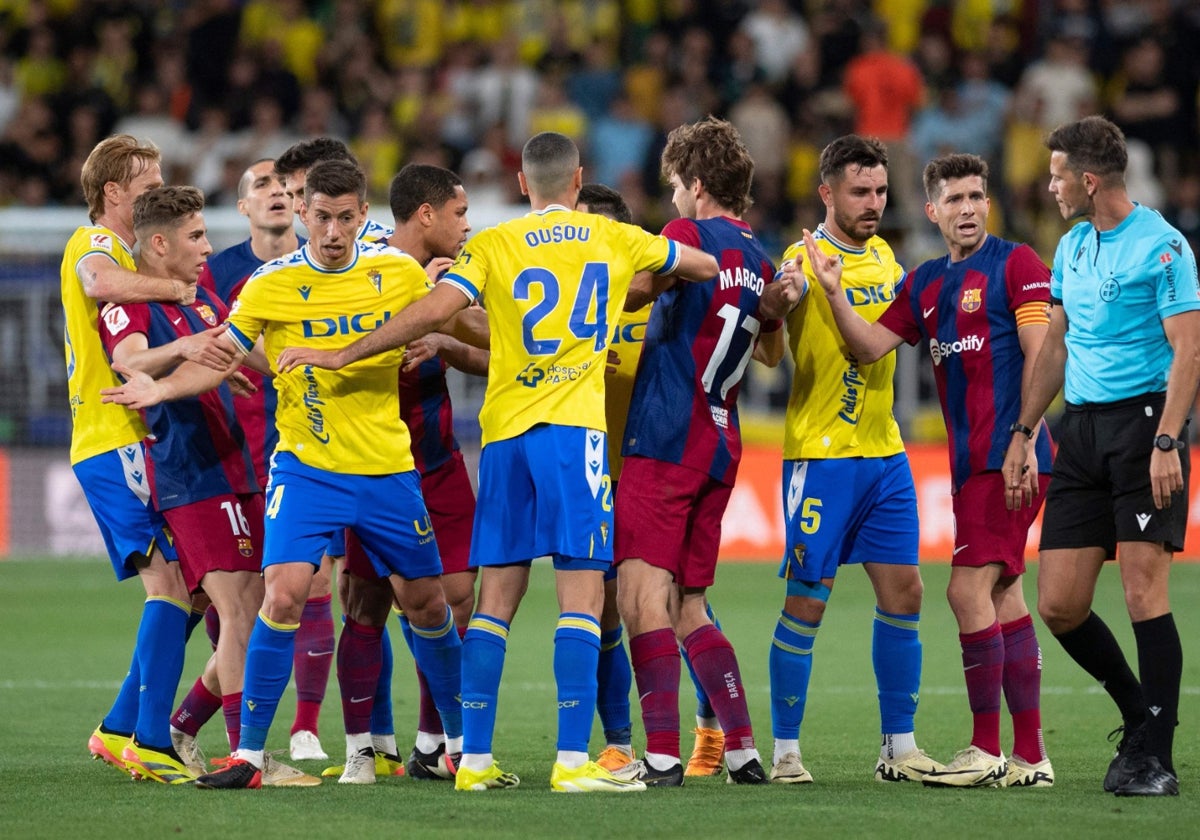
[1154,434,1186,452]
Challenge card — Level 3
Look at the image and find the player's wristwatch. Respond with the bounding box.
[1008,422,1035,439]
[1154,434,1185,452]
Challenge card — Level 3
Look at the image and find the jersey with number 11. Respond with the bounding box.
[442,205,679,445]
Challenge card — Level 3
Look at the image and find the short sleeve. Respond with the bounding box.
[1005,244,1052,311]
[1152,235,1200,319]
[98,303,151,360]
[875,275,922,345]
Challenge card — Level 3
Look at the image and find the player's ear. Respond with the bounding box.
[517,170,530,197]
[924,202,938,224]
[817,182,833,208]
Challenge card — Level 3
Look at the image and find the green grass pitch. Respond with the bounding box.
[1,557,1197,838]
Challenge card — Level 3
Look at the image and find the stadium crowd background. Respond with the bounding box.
[4,0,1200,447]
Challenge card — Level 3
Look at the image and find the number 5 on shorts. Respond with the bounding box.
[800,498,822,534]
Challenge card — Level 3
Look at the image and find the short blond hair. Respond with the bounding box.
[80,135,161,222]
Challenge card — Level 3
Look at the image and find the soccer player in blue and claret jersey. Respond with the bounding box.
[803,153,1054,787]
[614,117,787,786]
[101,186,272,784]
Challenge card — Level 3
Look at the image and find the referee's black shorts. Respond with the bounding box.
[1040,392,1189,558]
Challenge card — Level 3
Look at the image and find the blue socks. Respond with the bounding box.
[769,610,820,740]
[872,608,922,734]
[554,613,601,753]
[407,606,463,739]
[239,613,299,752]
[461,614,509,755]
[133,597,189,748]
[597,625,632,744]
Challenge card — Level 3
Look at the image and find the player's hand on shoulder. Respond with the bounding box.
[180,323,236,370]
[276,346,343,373]
[174,279,197,306]
[101,362,164,410]
[425,256,455,284]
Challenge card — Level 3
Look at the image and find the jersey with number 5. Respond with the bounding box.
[622,216,780,485]
[441,205,680,445]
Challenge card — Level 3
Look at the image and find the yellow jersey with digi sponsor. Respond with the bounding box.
[782,225,905,460]
[604,302,652,481]
[442,205,679,446]
[60,225,149,464]
[226,240,428,475]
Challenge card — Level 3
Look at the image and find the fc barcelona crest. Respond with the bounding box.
[237,538,253,557]
[961,288,982,313]
[196,303,218,325]
[367,269,382,294]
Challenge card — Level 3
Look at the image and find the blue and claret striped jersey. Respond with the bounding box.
[399,353,459,475]
[1051,203,1200,405]
[198,238,305,486]
[877,235,1053,492]
[442,205,679,445]
[622,216,780,486]
[99,286,259,509]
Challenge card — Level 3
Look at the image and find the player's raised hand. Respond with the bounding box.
[101,362,166,409]
[178,323,236,371]
[276,346,343,373]
[425,256,455,284]
[802,228,843,297]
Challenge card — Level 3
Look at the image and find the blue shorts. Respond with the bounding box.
[263,452,442,580]
[73,444,177,581]
[778,453,918,584]
[470,424,612,571]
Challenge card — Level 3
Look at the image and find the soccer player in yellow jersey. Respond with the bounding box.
[68,135,236,778]
[276,132,718,792]
[273,136,393,762]
[763,135,942,785]
[104,160,473,790]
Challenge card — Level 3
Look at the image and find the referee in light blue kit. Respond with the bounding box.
[1002,115,1200,798]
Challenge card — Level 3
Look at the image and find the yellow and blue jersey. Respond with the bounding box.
[441,205,679,446]
[226,240,430,475]
[605,301,652,481]
[782,225,905,460]
[60,225,149,465]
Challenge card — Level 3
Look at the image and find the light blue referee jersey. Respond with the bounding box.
[1051,203,1200,404]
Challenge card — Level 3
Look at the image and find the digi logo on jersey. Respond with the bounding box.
[301,311,393,338]
[610,320,647,345]
[844,283,896,307]
[929,334,985,365]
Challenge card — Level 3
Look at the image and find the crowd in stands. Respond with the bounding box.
[5,0,1200,264]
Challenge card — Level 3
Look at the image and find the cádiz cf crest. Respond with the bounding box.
[367,269,382,294]
[960,287,982,313]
